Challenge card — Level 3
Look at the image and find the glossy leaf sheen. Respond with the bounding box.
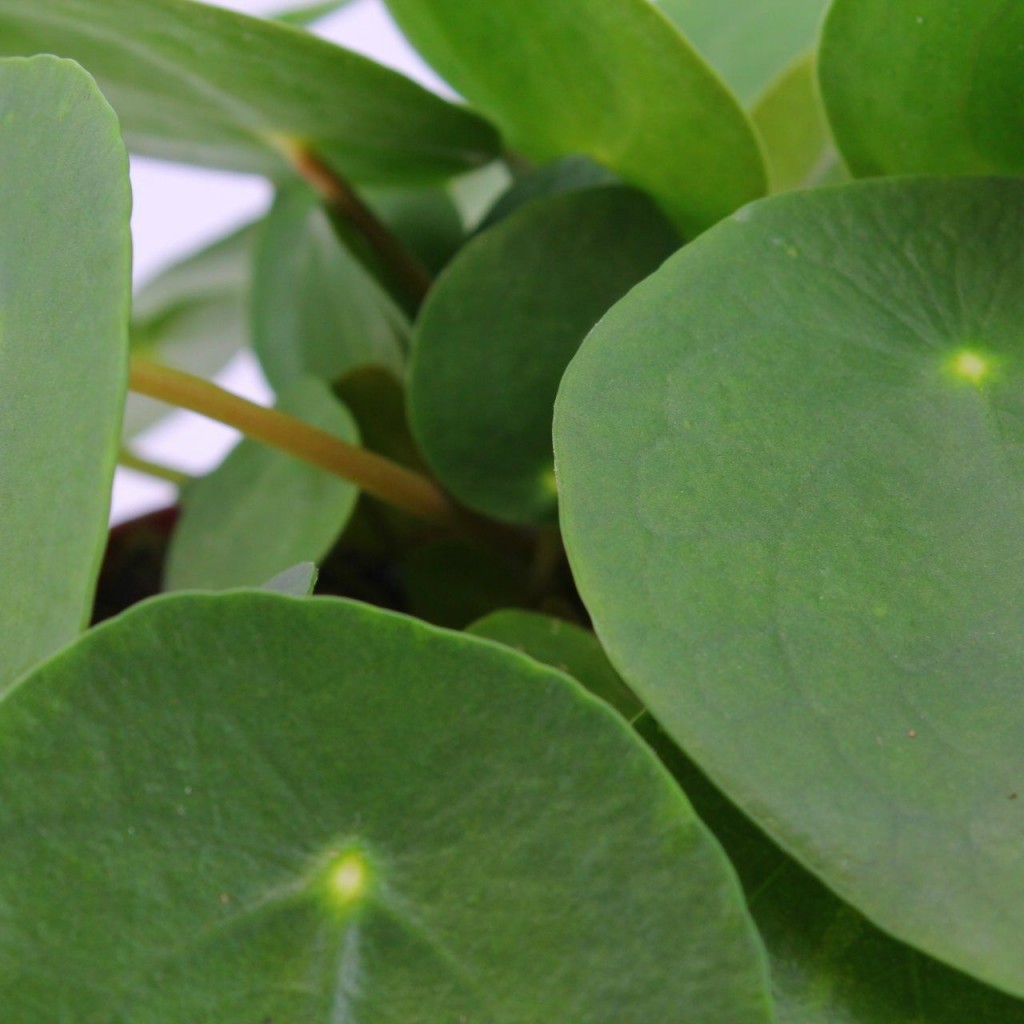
[410,186,679,524]
[656,0,828,105]
[126,222,254,438]
[383,0,766,234]
[0,0,498,183]
[820,0,1024,177]
[0,593,773,1022]
[468,610,643,721]
[253,188,406,391]
[165,378,359,591]
[640,718,1024,1023]
[555,177,1024,996]
[0,57,130,689]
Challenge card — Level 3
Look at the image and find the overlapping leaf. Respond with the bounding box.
[820,0,1024,177]
[656,0,828,105]
[0,57,131,689]
[555,177,1024,996]
[0,0,498,182]
[164,377,360,590]
[0,592,774,1022]
[410,185,679,524]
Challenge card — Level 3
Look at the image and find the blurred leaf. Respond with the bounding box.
[751,52,845,192]
[477,155,618,232]
[261,561,319,595]
[0,0,499,183]
[126,223,255,439]
[165,378,360,590]
[252,188,406,391]
[820,0,1024,176]
[0,57,130,689]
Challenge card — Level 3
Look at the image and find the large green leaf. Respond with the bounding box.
[655,0,828,105]
[252,188,406,391]
[164,377,360,590]
[554,177,1024,995]
[0,0,498,183]
[383,0,767,235]
[0,592,774,1022]
[640,718,1024,1023]
[819,0,1024,177]
[0,57,130,689]
[126,222,255,438]
[409,186,680,524]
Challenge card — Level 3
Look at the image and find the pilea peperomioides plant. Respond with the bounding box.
[0,0,1022,1019]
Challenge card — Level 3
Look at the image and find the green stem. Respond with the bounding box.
[128,356,462,529]
[277,138,432,313]
[117,448,191,487]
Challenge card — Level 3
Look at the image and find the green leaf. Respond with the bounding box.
[0,56,130,689]
[751,53,845,193]
[819,0,1024,177]
[0,0,499,183]
[655,0,829,105]
[410,186,680,524]
[271,0,354,29]
[252,188,406,392]
[0,592,774,1022]
[639,717,1024,1023]
[126,223,255,439]
[261,561,319,596]
[383,0,767,235]
[165,377,360,591]
[477,155,619,232]
[554,177,1024,996]
[468,610,643,721]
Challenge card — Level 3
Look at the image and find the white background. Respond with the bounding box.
[115,0,446,523]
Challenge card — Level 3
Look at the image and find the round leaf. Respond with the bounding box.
[383,0,767,235]
[410,186,680,524]
[819,0,1024,177]
[0,592,773,1022]
[0,0,499,183]
[165,377,360,591]
[0,56,131,689]
[554,177,1024,996]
